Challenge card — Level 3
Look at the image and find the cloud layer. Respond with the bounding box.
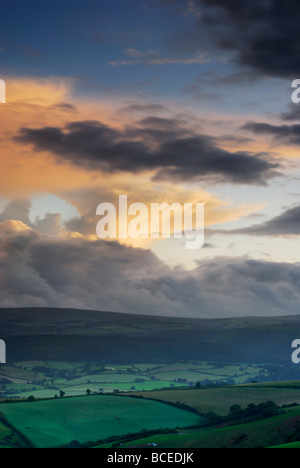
[1,221,300,318]
[228,205,300,236]
[243,121,300,146]
[15,119,280,185]
[194,0,300,78]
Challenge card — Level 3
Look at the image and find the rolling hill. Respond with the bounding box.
[1,308,300,371]
[97,406,300,449]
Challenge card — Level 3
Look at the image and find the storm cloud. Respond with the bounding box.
[0,198,33,227]
[281,104,300,122]
[0,198,62,236]
[242,121,300,145]
[1,223,300,318]
[192,0,300,78]
[227,205,300,237]
[15,119,280,185]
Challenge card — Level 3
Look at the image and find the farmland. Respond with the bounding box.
[1,308,300,448]
[1,380,300,448]
[129,381,300,415]
[97,406,300,449]
[0,360,267,400]
[0,395,201,448]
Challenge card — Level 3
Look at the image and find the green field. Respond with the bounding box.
[2,309,300,448]
[2,381,300,448]
[0,395,201,448]
[9,380,184,399]
[0,360,268,400]
[97,405,300,449]
[55,373,152,385]
[130,382,300,415]
[0,421,11,445]
[271,442,300,448]
[0,419,28,448]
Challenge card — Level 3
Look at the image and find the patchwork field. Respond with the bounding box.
[1,381,300,448]
[0,395,202,448]
[0,360,267,400]
[1,309,300,448]
[129,381,300,415]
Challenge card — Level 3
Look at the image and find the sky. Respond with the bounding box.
[1,0,300,318]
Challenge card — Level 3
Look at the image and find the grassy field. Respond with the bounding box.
[0,395,202,448]
[129,381,300,415]
[270,442,300,448]
[96,405,300,449]
[0,420,12,447]
[55,373,152,385]
[1,381,300,448]
[9,381,185,399]
[0,419,30,448]
[0,360,268,400]
[2,309,300,448]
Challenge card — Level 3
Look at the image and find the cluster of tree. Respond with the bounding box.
[85,367,106,375]
[285,425,300,443]
[126,393,201,416]
[195,381,233,389]
[31,366,77,380]
[229,401,281,418]
[176,378,188,384]
[203,401,284,427]
[259,365,300,383]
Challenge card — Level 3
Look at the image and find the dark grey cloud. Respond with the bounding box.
[0,198,62,236]
[0,226,185,314]
[65,213,96,236]
[1,224,300,317]
[198,0,300,78]
[35,213,62,236]
[120,103,169,115]
[0,198,33,227]
[15,119,280,185]
[229,205,300,236]
[167,0,300,79]
[242,121,300,145]
[51,102,78,112]
[281,104,300,122]
[218,135,253,145]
